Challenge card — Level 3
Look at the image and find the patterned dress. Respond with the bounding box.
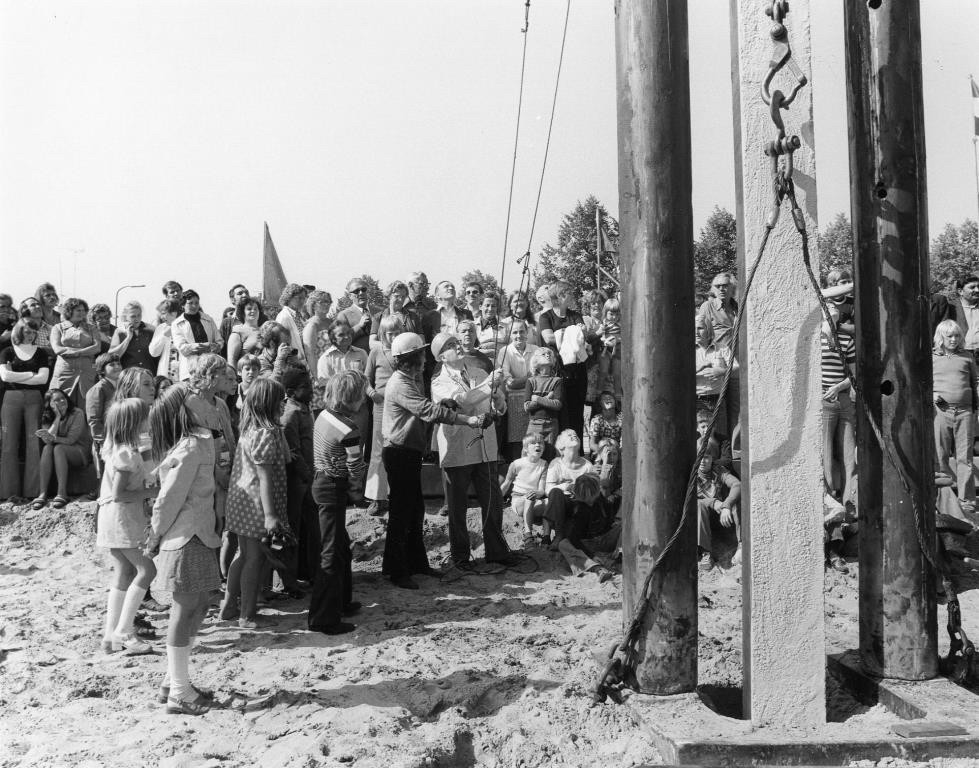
[226,426,290,540]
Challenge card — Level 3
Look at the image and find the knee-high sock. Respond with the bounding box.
[103,588,126,643]
[166,645,192,701]
[114,582,147,638]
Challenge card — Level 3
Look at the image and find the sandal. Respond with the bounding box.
[113,633,154,655]
[30,497,48,510]
[166,693,211,716]
[134,625,158,640]
[51,495,69,509]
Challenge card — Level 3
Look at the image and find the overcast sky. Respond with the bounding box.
[1,0,977,318]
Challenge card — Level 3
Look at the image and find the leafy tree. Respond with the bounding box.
[534,195,619,302]
[457,268,503,309]
[693,207,737,296]
[816,212,854,283]
[334,274,385,312]
[930,219,979,294]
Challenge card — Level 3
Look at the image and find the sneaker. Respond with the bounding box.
[828,555,849,574]
[437,505,449,517]
[698,549,714,573]
[597,567,614,584]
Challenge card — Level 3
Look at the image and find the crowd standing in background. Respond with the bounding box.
[5,267,979,715]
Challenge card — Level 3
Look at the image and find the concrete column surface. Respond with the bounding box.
[730,0,826,727]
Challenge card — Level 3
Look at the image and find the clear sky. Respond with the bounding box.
[1,0,976,319]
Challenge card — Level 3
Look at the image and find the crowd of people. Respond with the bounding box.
[4,266,973,714]
[0,273,629,716]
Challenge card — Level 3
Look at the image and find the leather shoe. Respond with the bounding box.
[310,622,356,635]
[391,575,419,590]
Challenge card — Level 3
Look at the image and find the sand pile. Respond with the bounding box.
[1,498,978,767]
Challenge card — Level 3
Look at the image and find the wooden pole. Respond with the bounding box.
[614,0,697,693]
[844,0,938,680]
[730,0,825,726]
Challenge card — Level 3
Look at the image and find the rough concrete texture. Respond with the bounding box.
[732,0,826,727]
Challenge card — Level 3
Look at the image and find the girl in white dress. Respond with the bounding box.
[97,397,155,654]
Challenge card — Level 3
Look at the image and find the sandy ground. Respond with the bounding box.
[1,497,979,768]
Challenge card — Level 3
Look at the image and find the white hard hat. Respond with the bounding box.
[390,332,429,358]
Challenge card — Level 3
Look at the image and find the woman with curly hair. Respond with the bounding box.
[275,283,309,366]
[369,280,422,348]
[88,303,116,354]
[255,321,302,380]
[301,290,333,374]
[506,290,539,346]
[50,297,102,398]
[170,290,222,382]
[226,296,267,369]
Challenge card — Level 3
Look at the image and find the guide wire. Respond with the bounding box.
[488,0,573,419]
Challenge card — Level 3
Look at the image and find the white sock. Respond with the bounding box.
[114,583,146,639]
[103,589,127,643]
[166,645,192,701]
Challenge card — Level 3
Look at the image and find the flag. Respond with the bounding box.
[263,222,288,305]
[972,76,979,137]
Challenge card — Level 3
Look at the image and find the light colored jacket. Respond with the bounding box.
[170,313,222,381]
[151,431,220,551]
[275,306,307,365]
[431,363,505,468]
[149,323,173,378]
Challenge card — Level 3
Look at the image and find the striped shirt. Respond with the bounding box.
[313,408,366,486]
[821,330,856,393]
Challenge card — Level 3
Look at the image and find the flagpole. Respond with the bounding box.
[595,206,602,289]
[973,76,979,221]
[974,137,979,222]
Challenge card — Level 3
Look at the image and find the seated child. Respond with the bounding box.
[544,429,595,546]
[524,347,563,457]
[593,437,622,513]
[696,436,741,572]
[556,473,617,582]
[501,433,550,548]
[588,390,622,457]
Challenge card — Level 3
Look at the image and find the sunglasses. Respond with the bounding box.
[350,287,368,294]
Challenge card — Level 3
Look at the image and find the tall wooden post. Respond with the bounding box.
[614,0,697,693]
[844,0,938,680]
[730,0,825,726]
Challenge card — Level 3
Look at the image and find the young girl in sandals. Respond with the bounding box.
[98,397,156,654]
[145,385,223,715]
[222,377,293,629]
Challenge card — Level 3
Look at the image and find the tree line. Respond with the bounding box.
[333,197,977,312]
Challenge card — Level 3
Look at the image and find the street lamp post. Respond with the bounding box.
[114,284,146,324]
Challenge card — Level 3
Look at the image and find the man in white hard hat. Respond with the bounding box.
[381,333,492,589]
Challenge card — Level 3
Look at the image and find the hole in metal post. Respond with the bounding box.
[875,181,888,199]
[880,380,894,396]
[868,0,882,8]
